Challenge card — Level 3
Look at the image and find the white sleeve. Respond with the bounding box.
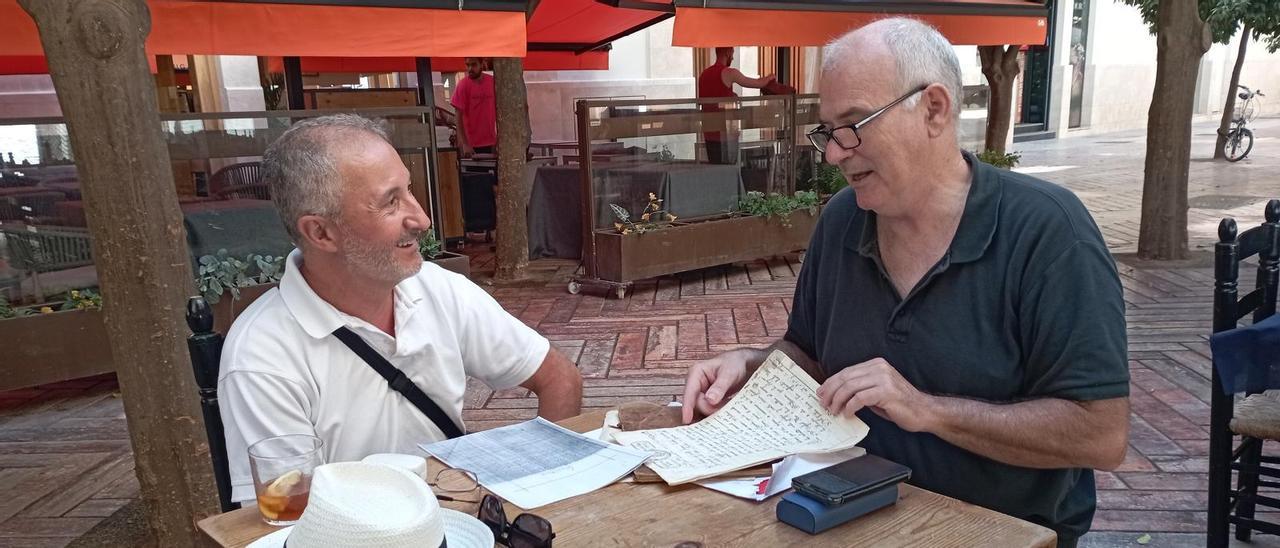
[450,275,550,390]
[218,369,315,503]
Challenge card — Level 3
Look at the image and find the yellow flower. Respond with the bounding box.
[70,290,80,298]
[39,306,53,314]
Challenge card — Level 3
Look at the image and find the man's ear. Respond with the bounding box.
[921,83,955,139]
[297,214,340,253]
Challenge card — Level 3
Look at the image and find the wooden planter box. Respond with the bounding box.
[0,282,281,392]
[592,211,818,283]
[0,308,113,392]
[428,252,471,278]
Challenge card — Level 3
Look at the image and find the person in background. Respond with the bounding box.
[697,47,775,164]
[451,57,497,159]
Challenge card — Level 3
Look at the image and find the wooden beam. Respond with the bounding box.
[17,1,220,545]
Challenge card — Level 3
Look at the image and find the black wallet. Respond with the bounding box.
[791,454,912,506]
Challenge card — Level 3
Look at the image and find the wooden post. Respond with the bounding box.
[493,57,531,281]
[154,55,182,113]
[17,1,219,545]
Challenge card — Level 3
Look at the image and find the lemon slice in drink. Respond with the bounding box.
[265,470,302,497]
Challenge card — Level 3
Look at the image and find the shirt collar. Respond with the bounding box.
[849,151,1001,265]
[278,249,429,340]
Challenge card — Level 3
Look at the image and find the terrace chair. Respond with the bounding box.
[0,224,93,299]
[215,182,271,201]
[209,162,262,197]
[1207,199,1280,547]
[185,297,236,512]
[0,190,66,222]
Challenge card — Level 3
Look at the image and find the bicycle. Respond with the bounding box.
[1225,85,1265,162]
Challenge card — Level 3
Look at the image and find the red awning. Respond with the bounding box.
[667,0,1048,47]
[261,51,610,74]
[527,0,671,50]
[0,0,527,58]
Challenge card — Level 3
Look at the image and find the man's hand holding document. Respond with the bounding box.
[613,351,869,485]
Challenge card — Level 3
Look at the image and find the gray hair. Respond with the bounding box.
[262,114,392,243]
[823,17,964,123]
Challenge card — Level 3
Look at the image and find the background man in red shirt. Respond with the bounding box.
[451,57,497,158]
[698,47,775,164]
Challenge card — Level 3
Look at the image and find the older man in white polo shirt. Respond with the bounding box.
[218,114,583,503]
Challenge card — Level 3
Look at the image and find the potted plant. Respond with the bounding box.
[419,231,470,277]
[0,289,113,392]
[590,191,821,286]
[195,249,285,334]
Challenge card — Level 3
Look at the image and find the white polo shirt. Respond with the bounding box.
[218,250,549,502]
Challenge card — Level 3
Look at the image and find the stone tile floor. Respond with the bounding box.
[2,117,1280,547]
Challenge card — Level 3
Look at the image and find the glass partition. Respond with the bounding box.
[543,94,821,284]
[0,107,437,304]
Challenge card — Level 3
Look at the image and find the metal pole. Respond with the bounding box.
[283,57,304,110]
[416,57,444,243]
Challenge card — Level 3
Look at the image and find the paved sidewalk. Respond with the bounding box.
[1,117,1279,547]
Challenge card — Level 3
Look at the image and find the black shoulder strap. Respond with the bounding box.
[331,327,465,439]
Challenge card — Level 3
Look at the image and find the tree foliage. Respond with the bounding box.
[1122,0,1280,49]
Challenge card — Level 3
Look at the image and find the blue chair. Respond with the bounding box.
[1207,199,1280,547]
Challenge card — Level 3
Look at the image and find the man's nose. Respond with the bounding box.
[406,195,432,231]
[824,139,852,164]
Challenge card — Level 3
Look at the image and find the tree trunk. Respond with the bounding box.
[1137,0,1212,260]
[979,45,1022,154]
[493,57,531,281]
[1214,24,1251,160]
[18,1,219,545]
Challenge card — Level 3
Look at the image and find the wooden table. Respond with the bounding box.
[198,411,1057,548]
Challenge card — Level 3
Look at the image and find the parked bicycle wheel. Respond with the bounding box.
[1225,127,1254,162]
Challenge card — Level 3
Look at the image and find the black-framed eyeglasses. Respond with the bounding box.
[480,494,555,548]
[807,84,929,152]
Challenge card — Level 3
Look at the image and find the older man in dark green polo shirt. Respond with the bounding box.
[680,18,1129,547]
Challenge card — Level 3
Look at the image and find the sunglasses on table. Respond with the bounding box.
[480,494,555,548]
[806,84,929,152]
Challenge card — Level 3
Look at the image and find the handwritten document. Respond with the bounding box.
[613,351,869,485]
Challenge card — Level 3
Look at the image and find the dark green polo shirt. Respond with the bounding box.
[785,152,1129,542]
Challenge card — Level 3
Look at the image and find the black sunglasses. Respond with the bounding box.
[480,494,555,548]
[807,84,929,152]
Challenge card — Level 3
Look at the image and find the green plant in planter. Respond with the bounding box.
[809,163,848,196]
[58,289,102,311]
[0,294,33,320]
[610,193,676,235]
[196,249,285,304]
[418,230,444,259]
[737,190,821,228]
[975,150,1021,169]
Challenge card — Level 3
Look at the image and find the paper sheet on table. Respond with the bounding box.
[697,446,867,501]
[420,417,650,509]
[612,350,869,485]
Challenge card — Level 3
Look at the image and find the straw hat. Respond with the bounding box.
[248,462,493,548]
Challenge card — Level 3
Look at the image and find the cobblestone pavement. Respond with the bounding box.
[2,117,1279,547]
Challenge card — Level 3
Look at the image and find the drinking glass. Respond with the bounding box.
[248,434,324,526]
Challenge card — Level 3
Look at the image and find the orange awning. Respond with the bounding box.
[670,0,1048,47]
[0,0,527,58]
[261,51,610,74]
[527,0,671,49]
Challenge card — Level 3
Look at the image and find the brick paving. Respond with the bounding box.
[2,117,1280,547]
